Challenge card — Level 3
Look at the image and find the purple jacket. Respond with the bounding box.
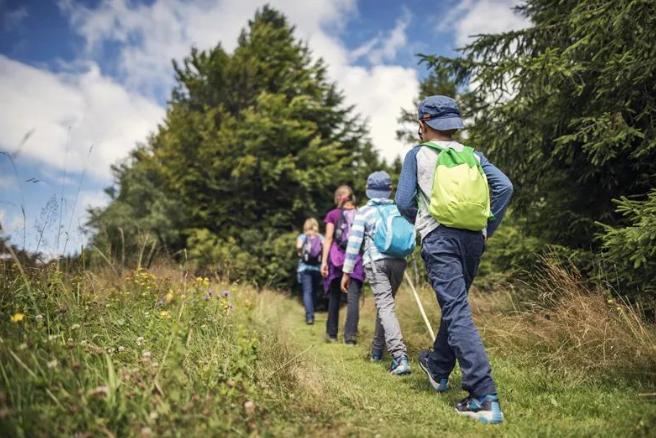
[323,208,365,292]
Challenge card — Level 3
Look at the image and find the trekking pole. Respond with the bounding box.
[404,272,435,341]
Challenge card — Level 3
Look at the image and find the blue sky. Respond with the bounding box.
[0,0,527,256]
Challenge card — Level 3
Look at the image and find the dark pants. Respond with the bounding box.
[326,278,362,342]
[299,270,321,321]
[421,226,497,397]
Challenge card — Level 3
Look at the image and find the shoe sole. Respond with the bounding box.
[456,409,504,425]
[418,359,447,392]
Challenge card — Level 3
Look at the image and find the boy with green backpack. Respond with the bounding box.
[396,95,513,424]
[341,171,416,375]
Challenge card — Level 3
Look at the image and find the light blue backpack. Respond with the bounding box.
[372,204,416,258]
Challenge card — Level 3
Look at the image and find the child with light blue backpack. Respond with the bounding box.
[341,171,416,375]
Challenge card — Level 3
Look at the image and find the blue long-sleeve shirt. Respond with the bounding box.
[342,199,398,274]
[396,141,513,240]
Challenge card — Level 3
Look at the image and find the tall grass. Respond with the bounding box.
[469,259,656,381]
[0,262,302,436]
[353,256,656,383]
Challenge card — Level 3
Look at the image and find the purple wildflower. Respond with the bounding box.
[221,290,230,298]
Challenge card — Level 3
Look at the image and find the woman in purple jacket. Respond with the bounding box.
[320,185,365,344]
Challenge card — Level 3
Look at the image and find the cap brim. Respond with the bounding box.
[366,189,392,199]
[426,116,464,131]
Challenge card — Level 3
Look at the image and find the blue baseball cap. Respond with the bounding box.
[418,95,464,131]
[366,170,392,199]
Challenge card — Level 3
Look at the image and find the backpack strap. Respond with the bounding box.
[421,140,447,152]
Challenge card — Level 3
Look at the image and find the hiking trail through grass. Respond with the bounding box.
[255,286,655,437]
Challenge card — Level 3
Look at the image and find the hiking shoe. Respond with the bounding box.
[455,394,504,424]
[370,349,383,362]
[418,350,449,392]
[306,318,314,325]
[344,340,357,346]
[325,335,338,343]
[389,355,411,375]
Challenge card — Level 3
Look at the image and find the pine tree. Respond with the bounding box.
[423,0,656,249]
[88,6,384,285]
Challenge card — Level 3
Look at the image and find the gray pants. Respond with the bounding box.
[365,258,407,359]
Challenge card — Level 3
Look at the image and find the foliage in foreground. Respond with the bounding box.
[1,257,655,436]
[0,264,298,436]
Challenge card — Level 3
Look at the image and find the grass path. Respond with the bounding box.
[256,288,655,437]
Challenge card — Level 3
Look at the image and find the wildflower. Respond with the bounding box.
[142,351,151,359]
[165,291,174,304]
[118,346,126,352]
[10,313,25,323]
[35,314,44,323]
[47,359,58,369]
[70,323,81,330]
[106,347,115,354]
[221,290,230,298]
[18,343,27,351]
[80,340,88,346]
[244,400,256,415]
[136,336,145,346]
[159,310,171,319]
[48,334,58,341]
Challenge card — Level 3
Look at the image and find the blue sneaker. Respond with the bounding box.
[418,350,448,392]
[455,394,504,424]
[389,355,411,375]
[370,349,383,362]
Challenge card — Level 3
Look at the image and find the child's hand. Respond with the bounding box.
[320,263,329,278]
[340,274,351,293]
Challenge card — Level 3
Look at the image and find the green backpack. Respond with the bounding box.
[422,141,492,231]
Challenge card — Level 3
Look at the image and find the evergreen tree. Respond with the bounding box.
[423,0,656,248]
[421,0,656,296]
[88,6,384,286]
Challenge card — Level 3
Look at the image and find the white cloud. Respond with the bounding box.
[57,189,110,254]
[0,55,165,182]
[57,0,417,162]
[451,0,529,47]
[59,0,358,97]
[351,9,411,65]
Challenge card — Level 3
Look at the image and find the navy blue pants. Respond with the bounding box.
[299,270,321,321]
[421,226,497,397]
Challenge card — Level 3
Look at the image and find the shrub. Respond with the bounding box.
[597,190,656,299]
